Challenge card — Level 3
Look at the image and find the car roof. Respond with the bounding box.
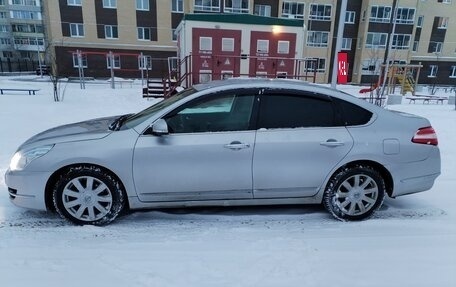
[192,78,344,96]
[191,78,382,114]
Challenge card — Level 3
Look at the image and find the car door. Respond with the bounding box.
[133,89,258,202]
[252,90,354,198]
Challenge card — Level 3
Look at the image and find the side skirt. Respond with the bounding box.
[128,195,323,210]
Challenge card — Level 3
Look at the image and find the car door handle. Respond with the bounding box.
[320,139,345,147]
[224,141,251,150]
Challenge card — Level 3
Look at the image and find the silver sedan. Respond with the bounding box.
[5,79,441,225]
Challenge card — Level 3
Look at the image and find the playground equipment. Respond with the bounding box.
[379,63,422,96]
[359,81,380,94]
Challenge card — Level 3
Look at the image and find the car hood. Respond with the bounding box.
[19,115,120,149]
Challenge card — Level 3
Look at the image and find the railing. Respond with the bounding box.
[162,55,318,98]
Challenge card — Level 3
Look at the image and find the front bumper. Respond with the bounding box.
[5,169,51,211]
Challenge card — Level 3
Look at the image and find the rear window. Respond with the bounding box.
[333,98,373,126]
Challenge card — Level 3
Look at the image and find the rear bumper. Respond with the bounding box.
[4,169,50,211]
[389,148,441,197]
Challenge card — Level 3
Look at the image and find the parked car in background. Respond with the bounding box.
[5,79,441,225]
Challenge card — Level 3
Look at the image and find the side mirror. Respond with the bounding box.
[151,119,169,136]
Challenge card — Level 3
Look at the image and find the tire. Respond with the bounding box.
[323,165,385,221]
[53,165,125,225]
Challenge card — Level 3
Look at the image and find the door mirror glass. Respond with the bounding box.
[151,119,169,136]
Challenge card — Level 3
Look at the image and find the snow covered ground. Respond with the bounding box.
[0,76,455,287]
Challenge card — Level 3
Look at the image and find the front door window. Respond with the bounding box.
[164,93,256,133]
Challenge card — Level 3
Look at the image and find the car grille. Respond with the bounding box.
[8,188,17,200]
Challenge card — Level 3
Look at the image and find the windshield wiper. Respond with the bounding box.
[109,114,133,131]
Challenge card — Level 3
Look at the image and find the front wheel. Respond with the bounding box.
[53,166,125,225]
[323,165,385,221]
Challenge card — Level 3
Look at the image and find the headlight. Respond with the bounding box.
[9,145,54,171]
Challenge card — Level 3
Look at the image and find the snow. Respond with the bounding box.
[0,76,455,287]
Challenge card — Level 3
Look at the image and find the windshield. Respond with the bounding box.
[122,88,197,129]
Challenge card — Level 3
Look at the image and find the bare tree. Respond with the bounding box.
[43,39,64,102]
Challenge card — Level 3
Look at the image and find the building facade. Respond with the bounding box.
[39,0,456,86]
[0,0,45,69]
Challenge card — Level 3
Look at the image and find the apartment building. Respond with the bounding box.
[40,0,456,86]
[42,0,178,78]
[0,0,45,62]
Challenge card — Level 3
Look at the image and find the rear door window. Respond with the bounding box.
[258,93,336,129]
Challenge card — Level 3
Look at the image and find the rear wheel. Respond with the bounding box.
[53,166,125,225]
[323,165,385,221]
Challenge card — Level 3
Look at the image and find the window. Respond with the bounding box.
[257,40,269,53]
[199,70,212,83]
[138,55,152,70]
[428,65,438,77]
[438,0,452,3]
[450,66,456,78]
[10,10,42,19]
[361,59,381,74]
[136,0,149,11]
[395,7,415,24]
[0,38,11,45]
[282,1,305,19]
[225,0,249,14]
[222,38,234,52]
[365,32,387,48]
[0,25,8,32]
[0,0,5,5]
[0,12,6,18]
[417,15,424,27]
[200,37,212,51]
[70,23,84,37]
[14,37,44,46]
[72,53,87,68]
[106,54,121,69]
[304,58,326,72]
[307,31,329,47]
[194,0,220,12]
[392,34,411,49]
[258,94,335,129]
[429,42,443,53]
[102,0,116,8]
[137,27,150,40]
[164,93,255,133]
[332,98,373,126]
[12,24,43,33]
[437,17,448,29]
[278,41,290,54]
[254,4,271,17]
[67,0,81,6]
[2,51,14,58]
[12,0,39,5]
[345,11,355,23]
[171,0,183,12]
[341,38,352,50]
[412,41,419,52]
[104,25,118,39]
[370,6,391,23]
[309,4,331,21]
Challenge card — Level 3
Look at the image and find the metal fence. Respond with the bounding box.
[0,58,40,73]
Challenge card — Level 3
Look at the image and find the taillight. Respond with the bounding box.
[412,126,438,146]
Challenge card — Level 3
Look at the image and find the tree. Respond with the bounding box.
[43,39,64,102]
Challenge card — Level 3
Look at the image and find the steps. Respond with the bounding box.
[142,78,177,98]
[396,74,415,94]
